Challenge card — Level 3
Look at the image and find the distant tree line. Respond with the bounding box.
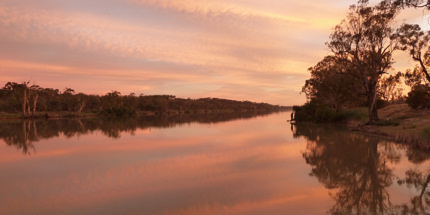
[0,82,288,118]
[295,0,430,124]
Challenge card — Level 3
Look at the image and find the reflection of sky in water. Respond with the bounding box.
[0,112,428,214]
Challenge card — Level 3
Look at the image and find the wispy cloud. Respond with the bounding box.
[0,0,366,105]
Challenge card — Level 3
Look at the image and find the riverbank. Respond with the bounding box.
[0,112,98,120]
[0,108,290,120]
[350,103,430,150]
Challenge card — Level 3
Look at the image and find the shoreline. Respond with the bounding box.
[348,103,430,150]
[0,109,289,121]
[350,124,430,150]
[292,103,430,151]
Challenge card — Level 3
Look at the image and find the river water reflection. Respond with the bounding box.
[1,112,430,215]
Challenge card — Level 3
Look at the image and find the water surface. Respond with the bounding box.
[1,112,430,214]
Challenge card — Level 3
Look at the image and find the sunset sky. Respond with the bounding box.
[0,0,428,105]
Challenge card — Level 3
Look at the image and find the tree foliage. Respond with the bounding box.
[378,71,404,102]
[302,56,366,111]
[394,24,430,82]
[0,82,287,117]
[406,84,430,109]
[326,1,399,123]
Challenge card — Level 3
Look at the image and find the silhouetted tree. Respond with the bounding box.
[394,24,430,82]
[302,56,366,111]
[0,83,287,116]
[28,85,42,115]
[406,84,430,109]
[2,81,31,115]
[404,65,428,87]
[327,1,399,124]
[378,71,403,102]
[366,0,430,9]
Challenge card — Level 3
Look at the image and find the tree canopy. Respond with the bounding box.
[0,82,288,118]
[299,1,401,124]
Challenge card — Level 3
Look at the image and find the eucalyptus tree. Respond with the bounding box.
[2,81,30,115]
[378,71,403,102]
[327,1,399,124]
[360,0,430,8]
[302,56,365,111]
[27,85,42,115]
[389,0,430,8]
[394,24,430,82]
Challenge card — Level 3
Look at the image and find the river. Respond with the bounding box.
[1,112,429,215]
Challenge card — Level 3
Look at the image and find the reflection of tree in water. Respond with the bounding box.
[396,149,430,214]
[295,123,403,215]
[0,111,274,154]
[1,120,37,154]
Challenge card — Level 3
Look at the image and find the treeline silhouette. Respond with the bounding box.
[0,82,289,118]
[1,111,276,154]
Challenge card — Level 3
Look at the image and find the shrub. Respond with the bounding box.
[335,107,368,122]
[293,100,337,122]
[406,84,430,109]
[293,101,368,123]
[100,106,136,118]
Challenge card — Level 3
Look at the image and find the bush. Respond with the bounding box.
[421,127,430,139]
[315,105,336,122]
[293,100,368,123]
[100,106,136,118]
[406,84,430,109]
[335,107,368,122]
[293,100,336,122]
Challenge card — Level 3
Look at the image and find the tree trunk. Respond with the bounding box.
[26,96,31,116]
[23,88,27,116]
[418,58,430,83]
[368,87,379,124]
[32,94,38,115]
[77,101,85,115]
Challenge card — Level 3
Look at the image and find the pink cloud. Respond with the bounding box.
[0,0,404,105]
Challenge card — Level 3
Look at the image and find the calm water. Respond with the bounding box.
[1,112,430,215]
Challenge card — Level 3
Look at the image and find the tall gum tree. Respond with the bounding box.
[360,0,430,8]
[302,56,366,111]
[327,2,399,124]
[394,24,430,82]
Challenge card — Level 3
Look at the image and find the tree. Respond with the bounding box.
[404,65,428,87]
[101,90,122,109]
[378,71,403,102]
[406,84,430,108]
[391,0,430,8]
[75,93,87,115]
[394,24,430,82]
[61,87,76,111]
[2,81,31,115]
[362,0,430,8]
[402,65,430,109]
[28,85,42,115]
[327,2,399,124]
[302,56,366,111]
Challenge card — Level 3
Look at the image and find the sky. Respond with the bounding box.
[0,0,428,106]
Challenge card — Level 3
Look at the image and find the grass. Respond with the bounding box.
[338,107,369,123]
[421,127,430,140]
[368,103,430,148]
[0,112,23,119]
